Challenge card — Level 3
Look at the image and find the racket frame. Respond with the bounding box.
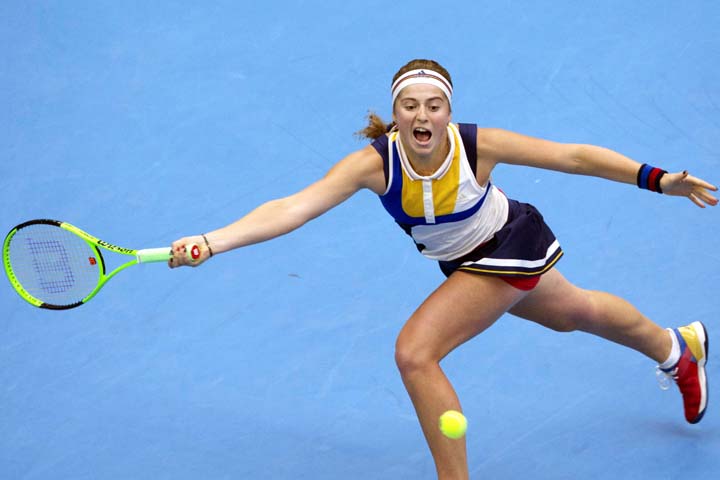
[3,219,171,309]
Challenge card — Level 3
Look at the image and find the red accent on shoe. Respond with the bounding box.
[673,348,705,423]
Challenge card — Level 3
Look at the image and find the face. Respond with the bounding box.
[393,83,452,160]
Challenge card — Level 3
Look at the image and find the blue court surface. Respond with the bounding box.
[2,1,719,478]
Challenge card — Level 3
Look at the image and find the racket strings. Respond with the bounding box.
[8,224,101,306]
[26,237,76,294]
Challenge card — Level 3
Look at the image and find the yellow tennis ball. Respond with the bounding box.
[439,410,467,439]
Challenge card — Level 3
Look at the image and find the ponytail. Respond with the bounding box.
[356,111,395,141]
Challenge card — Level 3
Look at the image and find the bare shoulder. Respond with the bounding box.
[329,143,386,195]
[474,127,510,177]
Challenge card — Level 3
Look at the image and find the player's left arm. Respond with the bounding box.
[476,127,718,208]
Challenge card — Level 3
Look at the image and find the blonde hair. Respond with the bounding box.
[356,59,453,140]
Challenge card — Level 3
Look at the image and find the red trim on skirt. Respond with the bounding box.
[500,275,540,291]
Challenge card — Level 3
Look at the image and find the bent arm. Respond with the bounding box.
[477,128,717,207]
[171,145,385,265]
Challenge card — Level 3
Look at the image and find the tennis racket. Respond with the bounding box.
[3,219,200,310]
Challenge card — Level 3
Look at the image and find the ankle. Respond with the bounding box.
[658,328,680,370]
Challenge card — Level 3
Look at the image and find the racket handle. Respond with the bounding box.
[136,247,173,263]
[136,244,200,264]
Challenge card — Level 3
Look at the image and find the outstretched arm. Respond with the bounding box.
[170,145,385,267]
[476,128,718,208]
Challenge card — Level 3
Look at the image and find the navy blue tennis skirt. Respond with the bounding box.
[439,199,563,278]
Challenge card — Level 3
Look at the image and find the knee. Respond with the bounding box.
[551,291,600,333]
[394,334,437,377]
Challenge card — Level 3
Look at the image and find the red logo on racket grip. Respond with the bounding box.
[89,257,97,265]
[190,245,201,260]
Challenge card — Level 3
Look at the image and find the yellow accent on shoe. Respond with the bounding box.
[678,322,706,363]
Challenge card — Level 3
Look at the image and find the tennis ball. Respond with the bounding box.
[186,243,201,262]
[439,410,467,439]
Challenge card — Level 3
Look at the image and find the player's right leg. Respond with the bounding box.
[395,271,529,480]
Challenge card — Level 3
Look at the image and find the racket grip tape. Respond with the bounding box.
[136,247,173,263]
[135,244,200,264]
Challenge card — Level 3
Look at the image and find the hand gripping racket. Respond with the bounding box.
[3,219,200,310]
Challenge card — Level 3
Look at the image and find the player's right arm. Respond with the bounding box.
[170,145,386,267]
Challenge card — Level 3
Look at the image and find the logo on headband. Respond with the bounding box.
[391,68,453,105]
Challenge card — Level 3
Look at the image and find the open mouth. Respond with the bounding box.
[413,127,432,143]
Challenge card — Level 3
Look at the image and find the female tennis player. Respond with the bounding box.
[170,59,717,479]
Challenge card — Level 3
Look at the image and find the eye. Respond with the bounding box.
[429,105,440,112]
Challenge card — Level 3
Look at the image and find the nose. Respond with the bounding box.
[416,105,429,122]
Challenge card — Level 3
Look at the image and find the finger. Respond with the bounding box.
[687,176,719,192]
[673,170,689,182]
[688,193,705,208]
[695,189,719,206]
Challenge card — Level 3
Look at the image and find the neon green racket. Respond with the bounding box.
[3,219,200,310]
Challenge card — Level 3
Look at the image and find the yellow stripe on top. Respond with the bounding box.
[398,126,462,221]
[396,135,424,217]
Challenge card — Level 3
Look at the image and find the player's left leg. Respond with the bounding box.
[509,268,671,361]
[509,268,708,423]
[657,322,709,423]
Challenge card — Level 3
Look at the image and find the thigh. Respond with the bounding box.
[509,268,593,330]
[398,271,530,360]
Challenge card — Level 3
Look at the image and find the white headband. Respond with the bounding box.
[391,69,453,106]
